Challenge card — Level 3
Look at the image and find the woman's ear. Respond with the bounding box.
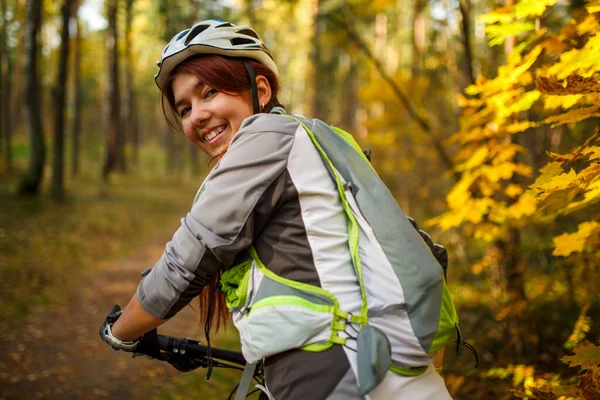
[255,75,272,110]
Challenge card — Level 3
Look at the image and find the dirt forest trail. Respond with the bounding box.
[0,236,206,400]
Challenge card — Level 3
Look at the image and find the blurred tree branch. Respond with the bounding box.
[325,6,457,178]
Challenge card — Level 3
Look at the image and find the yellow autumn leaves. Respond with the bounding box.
[532,146,600,256]
[553,222,600,257]
[430,0,600,258]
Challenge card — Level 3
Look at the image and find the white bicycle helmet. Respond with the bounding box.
[154,19,279,92]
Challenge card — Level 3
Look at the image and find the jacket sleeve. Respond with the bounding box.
[137,115,299,319]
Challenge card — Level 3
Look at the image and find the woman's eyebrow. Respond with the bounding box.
[174,81,205,109]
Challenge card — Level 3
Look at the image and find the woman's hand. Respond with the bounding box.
[99,305,140,352]
[99,293,167,352]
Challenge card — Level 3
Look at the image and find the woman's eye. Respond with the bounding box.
[204,88,217,99]
[180,107,190,117]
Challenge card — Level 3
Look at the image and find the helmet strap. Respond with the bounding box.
[243,62,260,114]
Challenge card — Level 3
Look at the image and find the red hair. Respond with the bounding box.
[162,55,280,133]
[161,55,281,335]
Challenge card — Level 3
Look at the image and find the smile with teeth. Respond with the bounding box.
[204,125,226,142]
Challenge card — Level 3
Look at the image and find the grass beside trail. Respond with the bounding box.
[0,171,200,322]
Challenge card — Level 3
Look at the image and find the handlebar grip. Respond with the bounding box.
[154,334,247,366]
[156,334,173,351]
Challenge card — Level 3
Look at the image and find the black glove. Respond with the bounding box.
[164,352,208,372]
[161,337,208,372]
[133,328,166,360]
[135,331,206,372]
[99,305,140,352]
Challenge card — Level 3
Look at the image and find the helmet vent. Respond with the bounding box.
[237,29,259,39]
[231,37,256,46]
[184,24,209,45]
[162,44,170,54]
[176,29,189,40]
[216,22,234,28]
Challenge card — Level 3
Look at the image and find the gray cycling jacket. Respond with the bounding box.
[137,113,452,400]
[138,113,362,399]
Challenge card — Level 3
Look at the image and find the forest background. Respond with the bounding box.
[0,0,599,399]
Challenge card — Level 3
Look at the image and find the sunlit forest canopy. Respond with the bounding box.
[1,0,599,399]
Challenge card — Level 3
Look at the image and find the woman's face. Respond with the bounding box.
[171,72,253,157]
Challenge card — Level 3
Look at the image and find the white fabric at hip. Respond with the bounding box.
[367,365,453,400]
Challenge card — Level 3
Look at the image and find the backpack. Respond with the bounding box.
[220,114,474,397]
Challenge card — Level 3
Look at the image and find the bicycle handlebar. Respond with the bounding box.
[152,334,247,367]
[105,304,248,372]
[145,334,267,399]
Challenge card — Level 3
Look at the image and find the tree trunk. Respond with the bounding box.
[497,0,527,360]
[309,0,328,120]
[17,0,45,195]
[502,0,525,304]
[458,0,476,86]
[161,0,176,174]
[411,0,427,77]
[11,5,24,133]
[439,0,461,105]
[71,1,81,177]
[0,0,5,160]
[243,0,257,28]
[103,0,120,181]
[339,55,358,133]
[185,0,197,25]
[189,142,199,177]
[164,124,175,174]
[496,229,526,304]
[504,0,515,55]
[1,0,12,173]
[51,0,73,201]
[124,0,138,168]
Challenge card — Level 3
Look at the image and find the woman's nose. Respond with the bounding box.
[190,103,209,127]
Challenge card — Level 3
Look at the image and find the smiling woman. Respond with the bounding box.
[99,19,455,400]
[161,55,279,158]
